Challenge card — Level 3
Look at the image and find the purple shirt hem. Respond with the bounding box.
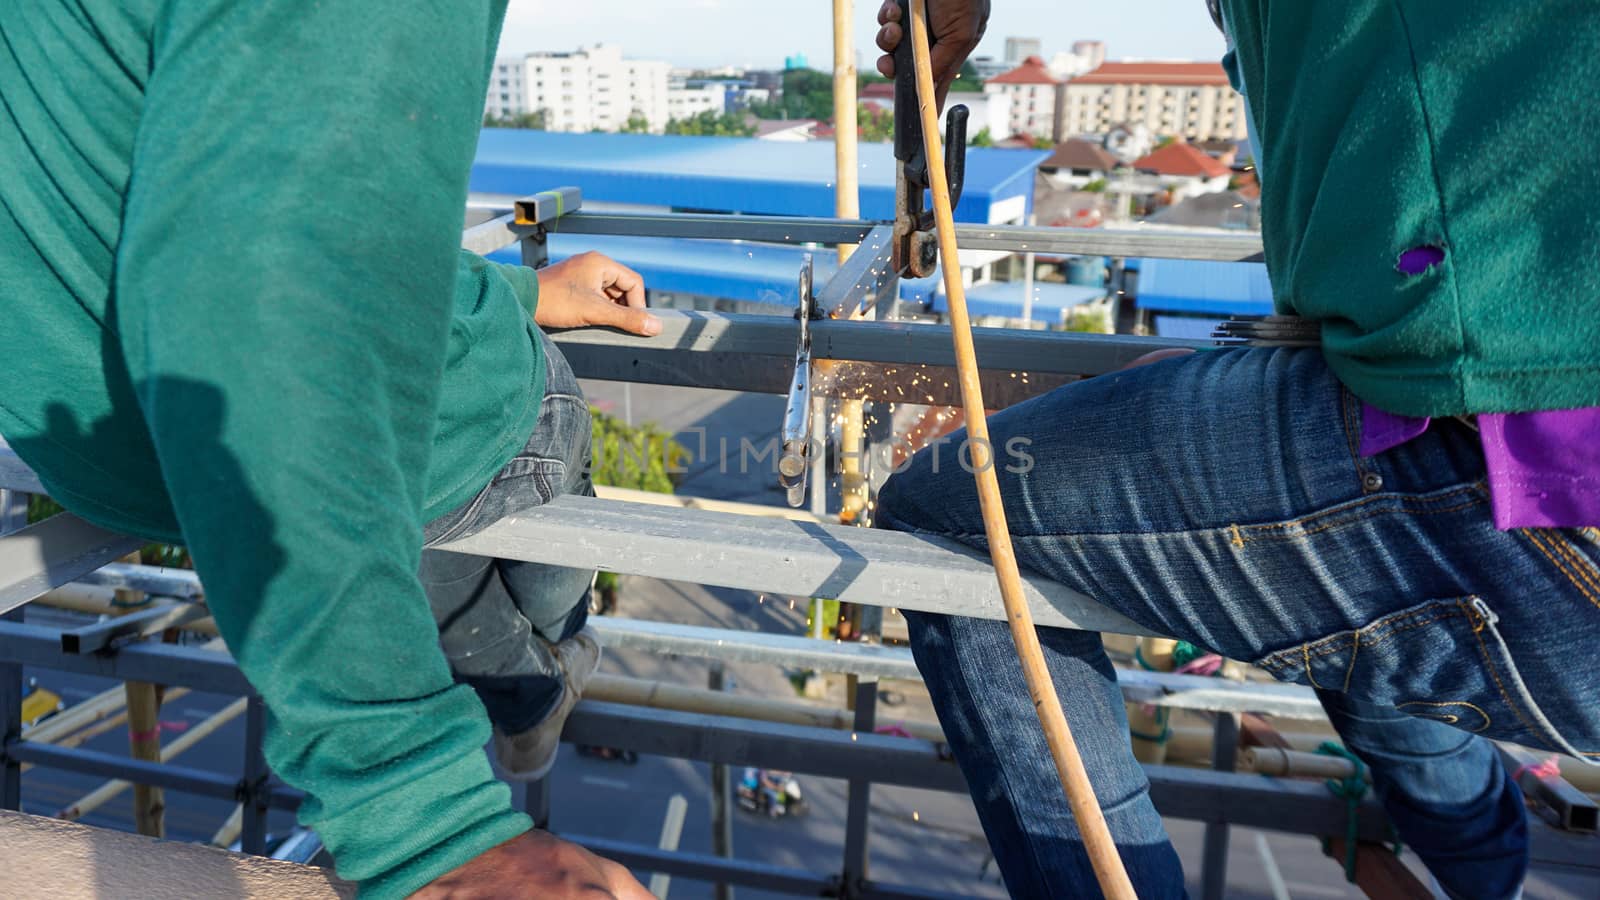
[1359,404,1600,530]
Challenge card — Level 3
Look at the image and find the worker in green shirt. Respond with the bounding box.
[2,2,655,896]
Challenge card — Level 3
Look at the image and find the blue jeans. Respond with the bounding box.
[419,330,595,734]
[878,348,1600,899]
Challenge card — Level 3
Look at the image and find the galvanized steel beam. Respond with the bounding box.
[555,310,1204,377]
[439,494,1153,635]
[558,211,877,246]
[0,515,143,617]
[549,211,1263,261]
[816,226,898,319]
[951,223,1264,261]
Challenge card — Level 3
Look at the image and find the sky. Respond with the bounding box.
[498,0,1228,71]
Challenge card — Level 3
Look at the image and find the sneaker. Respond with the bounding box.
[491,628,602,782]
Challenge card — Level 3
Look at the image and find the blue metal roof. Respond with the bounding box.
[473,130,1049,222]
[1133,258,1273,316]
[936,281,1106,319]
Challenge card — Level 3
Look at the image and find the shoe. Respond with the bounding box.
[491,628,602,782]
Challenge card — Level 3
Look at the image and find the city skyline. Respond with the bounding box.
[498,0,1227,71]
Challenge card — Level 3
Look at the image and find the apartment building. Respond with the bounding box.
[487,44,671,132]
[486,57,527,120]
[667,83,728,121]
[1004,37,1043,65]
[1062,62,1248,142]
[983,56,1065,142]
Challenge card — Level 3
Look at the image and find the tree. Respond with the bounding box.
[1082,178,1108,193]
[950,59,985,93]
[620,113,652,134]
[664,110,756,137]
[1032,134,1055,150]
[482,109,547,130]
[749,69,837,121]
[587,407,686,611]
[857,103,893,142]
[970,127,995,147]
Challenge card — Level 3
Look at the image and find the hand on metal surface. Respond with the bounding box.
[410,830,653,900]
[874,0,989,108]
[534,251,661,336]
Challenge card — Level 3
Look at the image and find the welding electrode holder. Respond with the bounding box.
[893,0,968,278]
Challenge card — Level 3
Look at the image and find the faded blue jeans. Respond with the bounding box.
[419,330,595,734]
[878,347,1600,899]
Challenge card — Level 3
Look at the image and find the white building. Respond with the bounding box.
[859,83,1011,144]
[969,56,1012,81]
[1049,40,1106,80]
[1004,37,1043,65]
[486,57,527,120]
[667,83,727,122]
[487,44,671,133]
[1062,62,1248,142]
[983,56,1064,141]
[947,91,1011,142]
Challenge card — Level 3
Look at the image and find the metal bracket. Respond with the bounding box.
[779,256,820,507]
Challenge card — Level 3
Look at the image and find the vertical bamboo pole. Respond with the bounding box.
[906,3,1136,896]
[833,0,861,261]
[114,552,165,837]
[834,0,871,526]
[1128,637,1177,764]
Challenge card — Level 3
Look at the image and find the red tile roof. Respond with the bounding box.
[1070,61,1230,86]
[987,55,1061,86]
[1131,141,1230,178]
[860,82,896,99]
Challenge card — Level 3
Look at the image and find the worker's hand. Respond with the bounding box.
[874,0,990,109]
[535,252,661,336]
[410,830,653,900]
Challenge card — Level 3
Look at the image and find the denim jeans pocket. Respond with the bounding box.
[1255,596,1589,757]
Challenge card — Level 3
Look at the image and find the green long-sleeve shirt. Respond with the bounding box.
[1,2,547,894]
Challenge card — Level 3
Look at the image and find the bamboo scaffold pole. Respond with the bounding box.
[58,697,248,823]
[906,2,1136,895]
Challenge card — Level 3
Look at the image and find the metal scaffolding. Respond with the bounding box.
[1,194,1595,898]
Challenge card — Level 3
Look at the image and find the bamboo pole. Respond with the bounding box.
[36,585,219,637]
[58,697,249,823]
[1127,637,1177,764]
[833,0,873,527]
[109,553,166,837]
[123,682,163,835]
[211,804,246,849]
[22,685,128,745]
[1242,746,1358,781]
[20,688,194,776]
[833,0,860,263]
[905,3,1136,895]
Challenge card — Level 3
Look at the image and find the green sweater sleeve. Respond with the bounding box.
[485,254,542,321]
[110,1,527,895]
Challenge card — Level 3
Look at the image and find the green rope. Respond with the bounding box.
[1171,640,1206,668]
[1315,741,1376,883]
[1128,707,1172,744]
